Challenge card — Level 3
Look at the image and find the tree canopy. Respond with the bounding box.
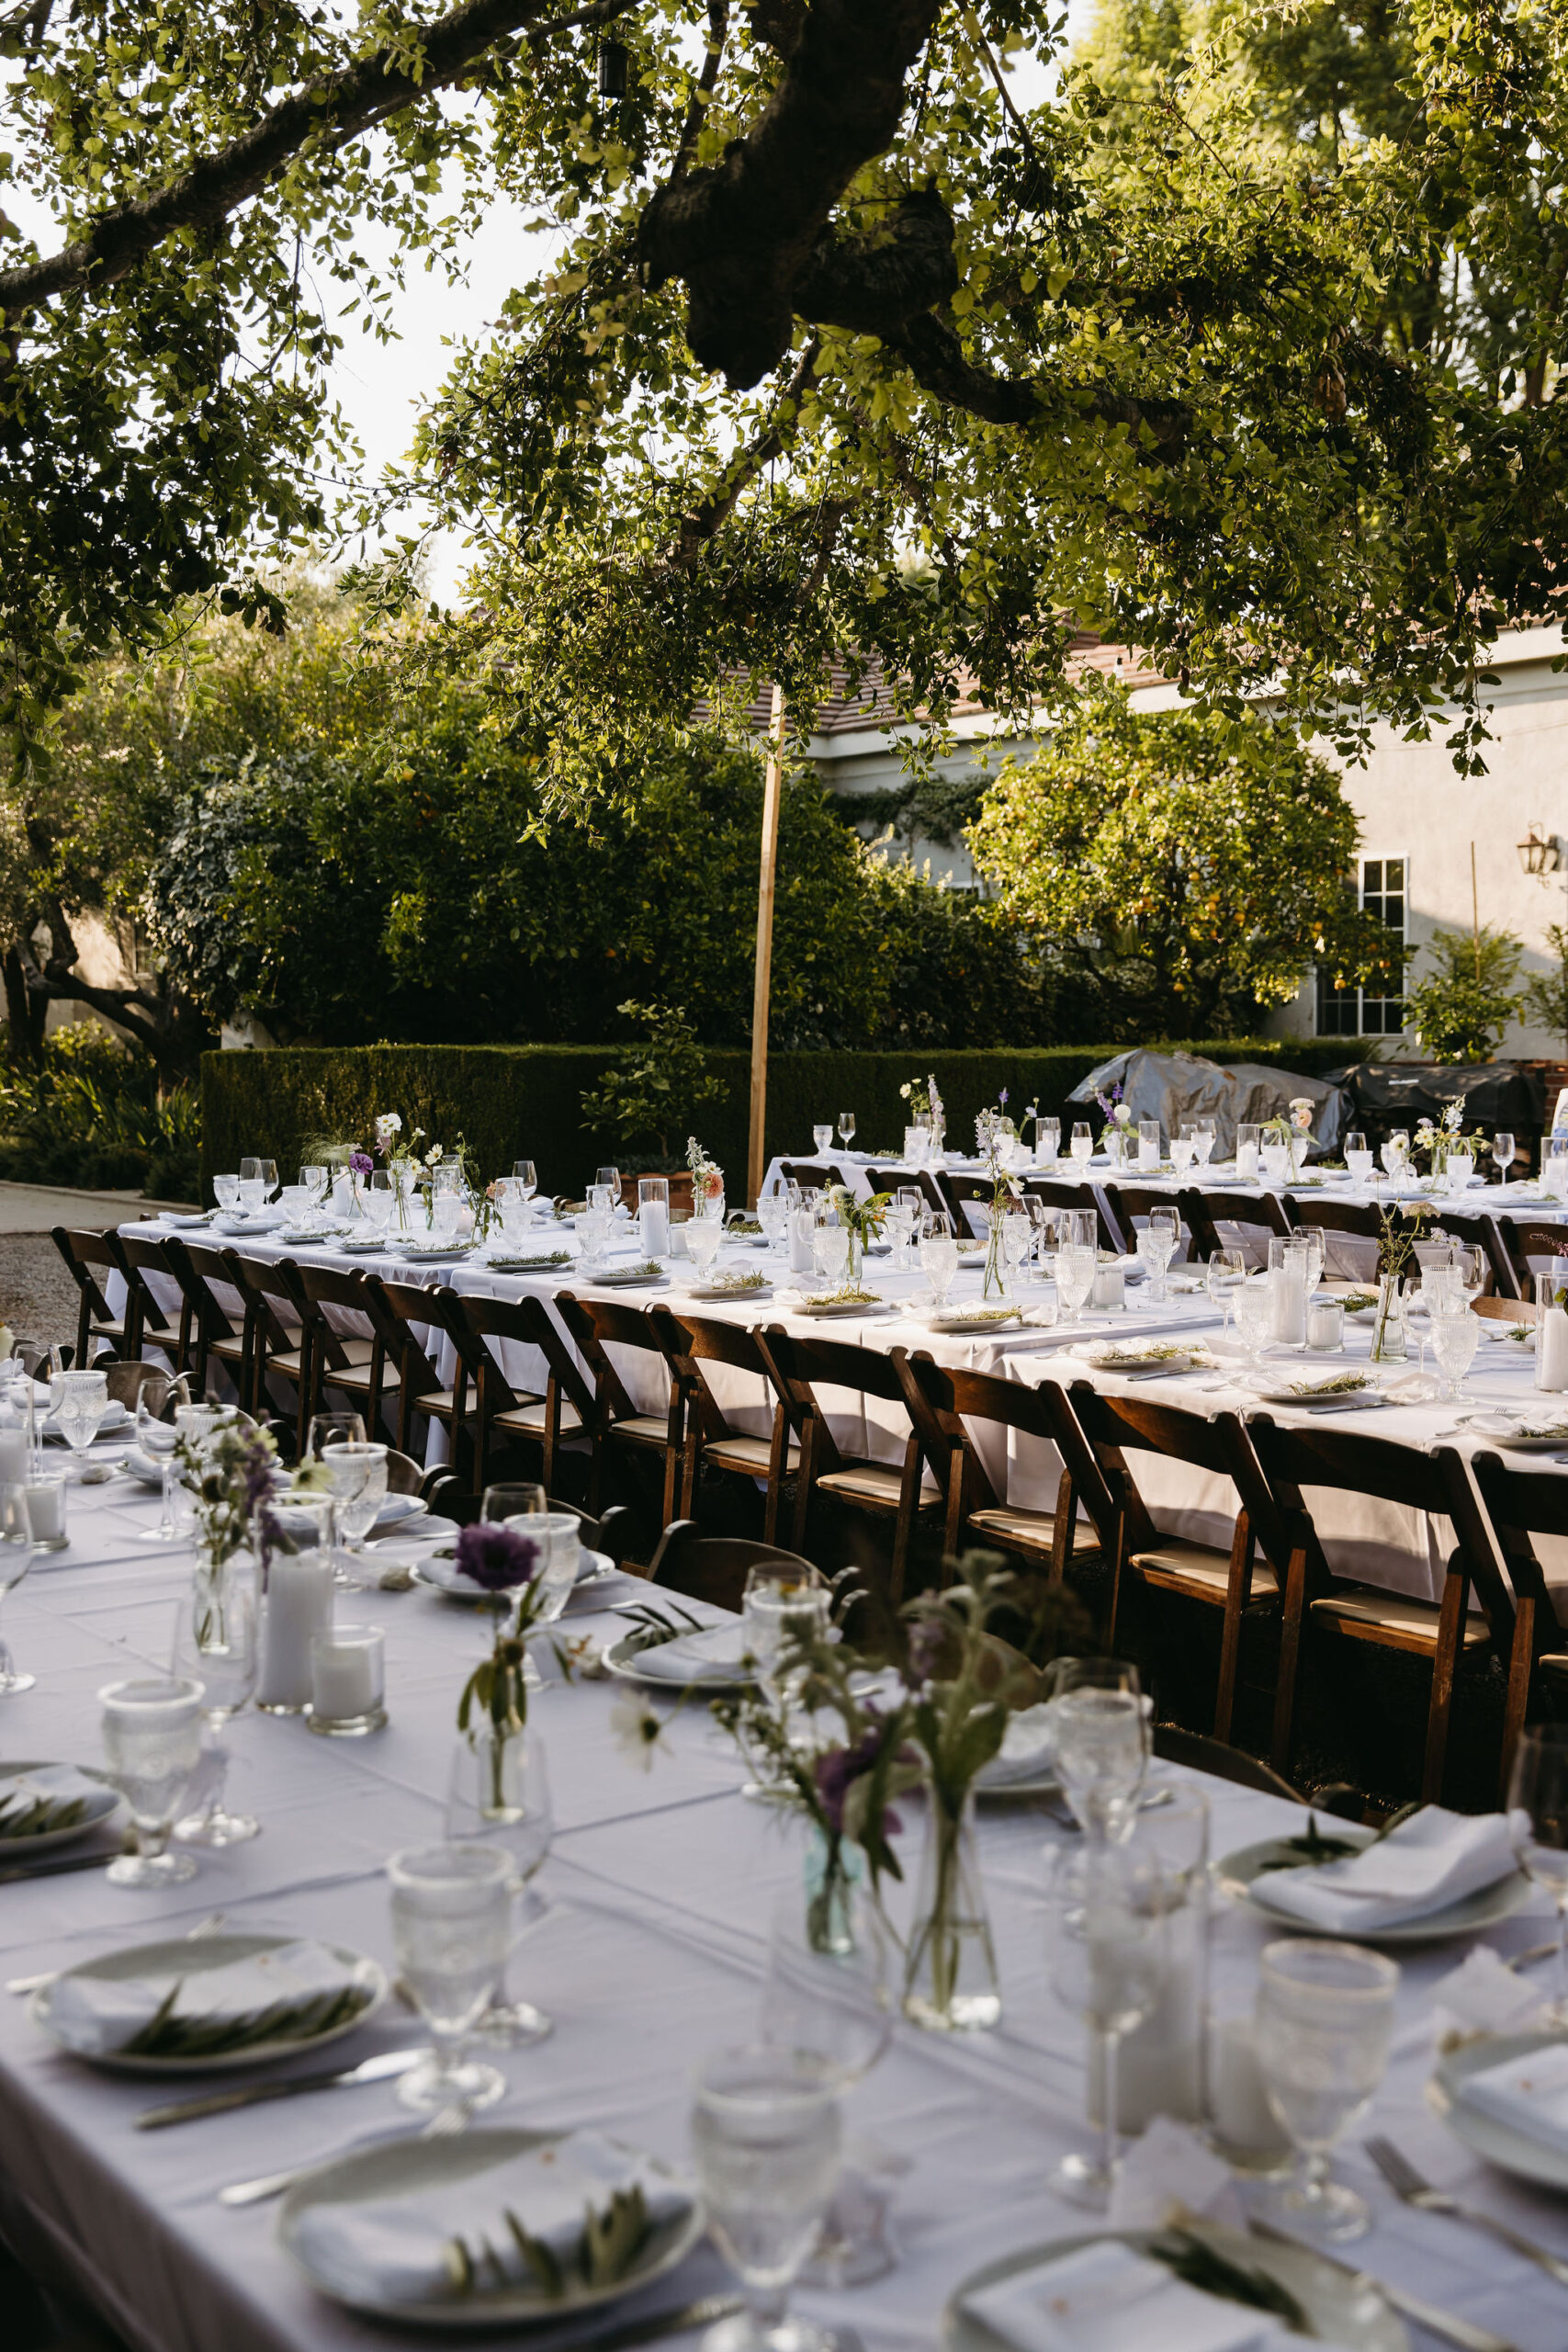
[6,0,1568,783]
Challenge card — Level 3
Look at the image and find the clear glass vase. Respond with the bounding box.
[983,1213,1006,1299]
[1371,1272,1408,1363]
[903,1789,1000,2031]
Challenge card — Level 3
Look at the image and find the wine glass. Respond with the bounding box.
[387,1844,512,2112]
[447,1724,555,2045]
[691,2046,842,2352]
[1381,1131,1410,1179]
[134,1394,185,1544]
[513,1159,537,1204]
[100,1676,207,1885]
[1206,1246,1246,1335]
[838,1113,856,1150]
[595,1166,621,1204]
[299,1163,328,1204]
[812,1124,833,1156]
[323,1441,389,1559]
[1494,1130,1516,1182]
[1045,1657,1147,1839]
[1255,1939,1399,2241]
[1069,1122,1094,1170]
[1509,1724,1568,2026]
[919,1211,958,1308]
[1449,1239,1486,1305]
[171,1575,260,1845]
[1344,1130,1373,1185]
[1047,1838,1169,2209]
[481,1481,546,1523]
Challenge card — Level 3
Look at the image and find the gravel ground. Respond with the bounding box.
[0,1232,88,1351]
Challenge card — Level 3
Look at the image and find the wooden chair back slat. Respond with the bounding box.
[649,1520,818,1612]
[1179,1187,1293,1262]
[1019,1178,1123,1253]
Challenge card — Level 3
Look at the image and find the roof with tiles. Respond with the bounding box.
[718,638,1168,738]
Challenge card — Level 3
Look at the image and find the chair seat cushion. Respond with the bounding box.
[320,1361,401,1395]
[1131,1540,1279,1600]
[967,1503,1059,1551]
[407,1387,459,1421]
[1312,1588,1490,1649]
[704,1433,801,1476]
[817,1463,939,1509]
[608,1414,671,1447]
[265,1348,306,1378]
[494,1397,575,1436]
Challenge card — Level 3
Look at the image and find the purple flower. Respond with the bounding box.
[998,1087,1009,1107]
[350,1150,374,1179]
[454,1522,541,1592]
[815,1721,902,1838]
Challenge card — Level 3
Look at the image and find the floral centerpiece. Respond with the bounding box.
[828,1183,892,1287]
[1095,1080,1135,1166]
[1263,1096,1315,1180]
[1371,1196,1435,1361]
[368,1112,447,1230]
[1414,1096,1488,1180]
[899,1075,933,1123]
[974,1096,1022,1297]
[453,1522,554,1805]
[687,1136,724,1216]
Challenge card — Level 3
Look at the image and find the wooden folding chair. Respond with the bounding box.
[656,1307,801,1537]
[374,1276,474,1473]
[1105,1185,1190,1250]
[753,1327,942,1598]
[1062,1382,1289,1743]
[280,1260,401,1448]
[1020,1177,1123,1252]
[1179,1186,1292,1265]
[779,1161,848,1193]
[51,1227,134,1367]
[863,1164,960,1225]
[554,1292,687,1522]
[114,1227,191,1374]
[1472,1293,1540,1327]
[444,1290,592,1493]
[1467,1448,1568,1799]
[101,1362,175,1416]
[1496,1216,1568,1302]
[161,1236,255,1404]
[1427,1209,1512,1299]
[221,1250,310,1443]
[648,1520,818,1612]
[895,1352,1100,1583]
[1246,1415,1512,1798]
[1151,1724,1307,1803]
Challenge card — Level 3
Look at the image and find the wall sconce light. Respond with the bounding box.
[1518,827,1562,876]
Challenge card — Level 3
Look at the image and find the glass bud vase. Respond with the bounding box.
[983,1209,1006,1299]
[903,1788,1000,2031]
[1371,1272,1408,1363]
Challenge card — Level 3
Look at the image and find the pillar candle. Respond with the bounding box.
[257,1549,334,1712]
[20,1477,67,1546]
[1539,1305,1568,1393]
[639,1202,670,1257]
[310,1627,384,1723]
[1270,1264,1306,1347]
[1235,1141,1260,1181]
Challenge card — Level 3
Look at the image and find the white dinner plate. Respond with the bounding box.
[337,1237,386,1255]
[1072,1344,1193,1374]
[395,1244,477,1264]
[1466,1414,1568,1453]
[787,1296,889,1319]
[415,1547,614,1604]
[942,2222,1406,2352]
[484,1252,572,1273]
[1430,2031,1568,2191]
[1217,1828,1530,1943]
[32,1932,387,2075]
[0,1761,122,1854]
[682,1279,773,1303]
[43,1400,130,1438]
[923,1307,1024,1334]
[602,1630,755,1693]
[278,2127,704,2327]
[370,1492,427,1533]
[1248,1375,1382,1406]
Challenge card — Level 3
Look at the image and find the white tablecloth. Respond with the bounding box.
[1,1479,1567,2351]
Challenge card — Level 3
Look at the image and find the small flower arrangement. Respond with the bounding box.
[454,1523,550,1741]
[1095,1080,1134,1131]
[1414,1096,1488,1175]
[687,1136,724,1207]
[899,1076,933,1120]
[175,1419,280,1577]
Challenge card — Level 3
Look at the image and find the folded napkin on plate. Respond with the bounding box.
[1431,1947,1546,2038]
[1108,2119,1247,2233]
[0,1762,107,1828]
[629,1624,749,1685]
[977,1704,1056,1790]
[1456,2040,1568,2153]
[46,1938,359,2054]
[1257,1804,1518,1930]
[960,2237,1301,2352]
[288,2131,690,2307]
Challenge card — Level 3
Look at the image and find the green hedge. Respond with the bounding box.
[201,1037,1374,1204]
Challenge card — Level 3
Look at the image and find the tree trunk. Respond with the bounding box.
[3,944,45,1065]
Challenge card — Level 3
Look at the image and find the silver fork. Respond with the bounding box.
[1364,2133,1568,2286]
[218,2098,470,2207]
[6,1907,229,1997]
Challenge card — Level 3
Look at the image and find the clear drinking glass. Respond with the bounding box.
[688,1216,725,1278]
[1037,1115,1061,1164]
[1070,1122,1094,1170]
[171,1576,260,1845]
[1255,1939,1399,2241]
[100,1675,207,1885]
[387,1843,513,2111]
[1381,1131,1410,1178]
[1429,1307,1480,1400]
[1344,1130,1372,1184]
[1170,1133,1196,1175]
[134,1396,184,1544]
[1494,1131,1515,1182]
[1508,1725,1568,2027]
[54,1370,108,1481]
[0,1537,39,1692]
[1047,1840,1169,2209]
[837,1113,855,1149]
[1055,1244,1098,1329]
[691,2046,843,2352]
[481,1482,546,1522]
[1233,1277,1276,1379]
[1207,1246,1247,1335]
[1193,1120,1216,1169]
[1235,1122,1262,1177]
[212,1174,240,1211]
[1001,1210,1032,1291]
[919,1212,958,1307]
[365,1170,394,1232]
[323,1441,389,1556]
[446,1725,555,2046]
[594,1167,621,1204]
[299,1163,328,1202]
[812,1125,833,1156]
[742,1565,829,1724]
[1045,1657,1147,1839]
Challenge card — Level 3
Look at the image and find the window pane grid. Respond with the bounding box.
[1314,856,1406,1038]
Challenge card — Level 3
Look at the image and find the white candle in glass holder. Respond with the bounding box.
[0,1430,28,1487]
[1235,1141,1260,1181]
[310,1626,384,1724]
[257,1549,334,1712]
[21,1476,67,1546]
[639,1202,670,1257]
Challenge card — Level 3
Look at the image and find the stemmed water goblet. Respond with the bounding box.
[0,1534,41,1693]
[446,1724,555,2045]
[212,1173,240,1212]
[1429,1305,1479,1401]
[691,2045,843,2352]
[134,1390,186,1544]
[100,1674,207,1885]
[1069,1122,1094,1171]
[387,1844,513,2112]
[171,1575,260,1845]
[323,1441,389,1566]
[54,1369,108,1482]
[1054,1240,1097,1330]
[1045,1657,1147,1839]
[1254,1939,1399,2241]
[1193,1118,1216,1169]
[1206,1245,1247,1337]
[1233,1275,1276,1383]
[812,1124,833,1157]
[1047,1838,1169,2209]
[513,1159,538,1205]
[837,1112,856,1151]
[1000,1208,1032,1294]
[1493,1129,1516,1182]
[1344,1129,1373,1184]
[687,1215,725,1281]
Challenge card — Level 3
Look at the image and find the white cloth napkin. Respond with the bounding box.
[1258,1805,1518,1930]
[1108,2119,1247,2233]
[1456,2041,1568,2154]
[1431,1948,1546,2038]
[46,1938,359,2055]
[288,2132,690,2307]
[959,2237,1299,2352]
[977,1704,1057,1790]
[629,1624,749,1685]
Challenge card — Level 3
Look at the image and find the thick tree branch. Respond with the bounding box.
[793,189,958,338]
[639,0,942,387]
[0,0,634,327]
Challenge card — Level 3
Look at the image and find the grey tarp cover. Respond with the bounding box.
[1066,1048,1351,1159]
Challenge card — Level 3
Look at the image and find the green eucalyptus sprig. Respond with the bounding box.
[120,1979,372,2057]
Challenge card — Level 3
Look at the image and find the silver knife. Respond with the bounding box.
[1250,2220,1517,2352]
[135,2045,427,2130]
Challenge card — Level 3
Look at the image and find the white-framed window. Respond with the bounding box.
[1315,855,1407,1036]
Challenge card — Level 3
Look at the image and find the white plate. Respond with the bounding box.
[682,1280,773,1303]
[371,1492,427,1532]
[43,1400,130,1438]
[925,1308,1023,1334]
[1467,1416,1568,1453]
[602,1630,755,1692]
[415,1547,613,1604]
[1250,1376,1381,1406]
[788,1296,889,1319]
[484,1254,573,1273]
[337,1237,386,1255]
[32,1932,387,2075]
[0,1761,122,1854]
[583,1268,668,1291]
[278,2127,704,2327]
[396,1245,476,1264]
[943,2222,1406,2352]
[1218,1828,1530,1943]
[1074,1345,1193,1374]
[1431,2030,1568,2190]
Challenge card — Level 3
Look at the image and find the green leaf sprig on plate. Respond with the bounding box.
[1252,1812,1363,1875]
[0,1790,89,1840]
[615,1600,704,1655]
[1285,1371,1370,1397]
[595,1261,663,1283]
[119,1978,373,2058]
[446,2184,650,2300]
[1146,2230,1307,2329]
[701,1269,770,1293]
[491,1250,571,1271]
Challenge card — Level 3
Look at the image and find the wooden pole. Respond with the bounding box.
[748,684,787,1207]
[1472,840,1481,981]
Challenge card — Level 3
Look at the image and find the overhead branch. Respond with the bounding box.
[675,332,822,559]
[639,0,943,387]
[671,0,731,179]
[0,0,636,328]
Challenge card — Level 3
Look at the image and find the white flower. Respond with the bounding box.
[1114,1103,1134,1126]
[375,1112,401,1138]
[611,1692,670,1771]
[899,1082,911,1099]
[424,1143,443,1166]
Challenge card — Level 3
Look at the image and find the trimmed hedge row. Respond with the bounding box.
[201,1037,1373,1204]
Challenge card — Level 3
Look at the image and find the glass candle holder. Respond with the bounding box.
[308,1624,387,1735]
[21,1472,68,1551]
[1306,1295,1345,1352]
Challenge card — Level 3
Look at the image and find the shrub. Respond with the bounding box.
[0,1024,200,1198]
[1404,925,1523,1063]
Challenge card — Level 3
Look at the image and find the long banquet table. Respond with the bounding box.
[5,1470,1568,2352]
[120,1208,1568,1610]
